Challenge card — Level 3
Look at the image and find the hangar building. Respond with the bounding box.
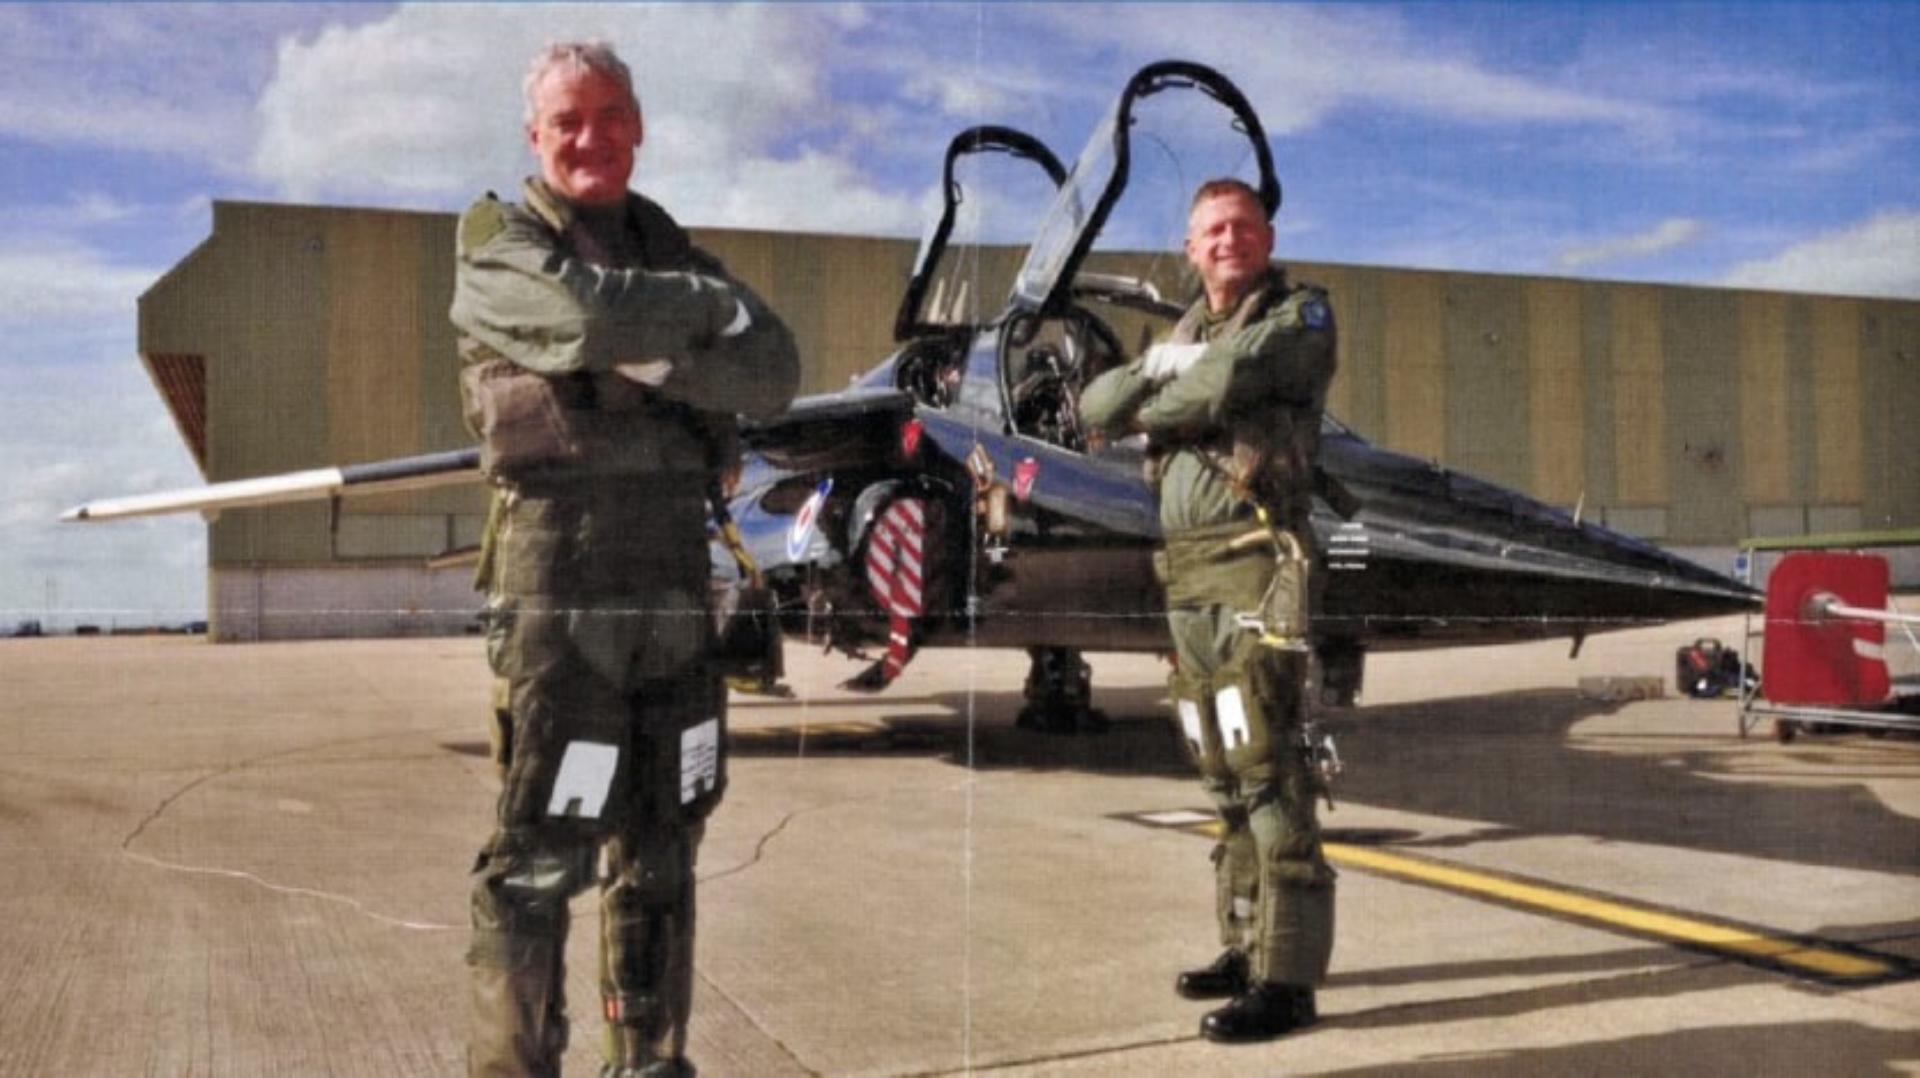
[138,200,1920,640]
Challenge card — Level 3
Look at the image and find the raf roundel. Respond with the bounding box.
[1014,457,1040,502]
[787,478,834,562]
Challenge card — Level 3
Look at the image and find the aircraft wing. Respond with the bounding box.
[58,383,920,525]
[740,386,918,472]
[61,448,482,523]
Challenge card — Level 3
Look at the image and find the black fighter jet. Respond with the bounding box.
[705,60,1757,725]
[64,61,1758,729]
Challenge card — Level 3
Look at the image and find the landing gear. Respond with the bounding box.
[1016,646,1109,734]
[1312,639,1365,709]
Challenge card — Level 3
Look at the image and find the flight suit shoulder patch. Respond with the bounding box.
[1277,286,1333,333]
[459,195,509,253]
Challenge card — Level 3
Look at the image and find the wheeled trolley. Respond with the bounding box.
[1737,532,1920,743]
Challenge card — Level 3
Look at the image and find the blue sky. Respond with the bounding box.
[1,2,1916,628]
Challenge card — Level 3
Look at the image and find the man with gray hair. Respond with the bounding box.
[452,40,798,1077]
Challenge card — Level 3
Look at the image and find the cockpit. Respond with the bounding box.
[887,268,1174,454]
[884,64,1280,456]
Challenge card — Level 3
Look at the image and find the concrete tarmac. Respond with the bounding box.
[1,612,1916,1075]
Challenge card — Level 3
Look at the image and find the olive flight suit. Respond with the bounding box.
[452,177,798,1078]
[1080,265,1338,990]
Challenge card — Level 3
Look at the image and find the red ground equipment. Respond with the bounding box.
[1737,537,1920,742]
[1760,553,1890,707]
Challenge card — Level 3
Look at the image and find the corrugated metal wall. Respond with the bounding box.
[1279,265,1917,545]
[139,200,1918,602]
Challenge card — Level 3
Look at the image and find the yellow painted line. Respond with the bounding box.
[732,721,881,739]
[797,722,884,736]
[1178,818,1895,981]
[1325,843,1894,981]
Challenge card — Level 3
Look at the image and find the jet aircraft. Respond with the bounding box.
[64,60,1758,730]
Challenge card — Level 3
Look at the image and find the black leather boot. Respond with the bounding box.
[599,1059,695,1078]
[1200,983,1317,1043]
[1175,949,1249,1000]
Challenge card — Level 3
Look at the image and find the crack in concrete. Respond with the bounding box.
[117,726,469,932]
[684,778,984,1075]
[119,845,463,932]
[698,774,976,885]
[915,1030,1200,1075]
[700,809,803,884]
[693,967,823,1078]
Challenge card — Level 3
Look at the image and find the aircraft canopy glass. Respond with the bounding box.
[1012,105,1120,312]
[896,127,1066,340]
[1010,61,1279,318]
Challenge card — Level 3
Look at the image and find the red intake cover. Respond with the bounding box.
[1761,552,1890,706]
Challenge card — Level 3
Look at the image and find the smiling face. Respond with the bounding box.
[526,64,643,206]
[1184,186,1275,312]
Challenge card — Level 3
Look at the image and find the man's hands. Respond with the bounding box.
[719,297,753,339]
[615,359,673,386]
[1138,341,1207,384]
[612,293,752,387]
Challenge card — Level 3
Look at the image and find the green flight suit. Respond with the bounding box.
[453,177,798,1078]
[1080,266,1338,989]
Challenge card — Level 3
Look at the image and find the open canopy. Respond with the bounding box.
[895,125,1066,342]
[1013,60,1279,318]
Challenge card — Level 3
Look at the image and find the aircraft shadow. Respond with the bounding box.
[1310,914,1914,1039]
[1331,689,1920,876]
[1309,1014,1919,1076]
[729,683,1920,876]
[1325,943,1681,990]
[724,680,1189,776]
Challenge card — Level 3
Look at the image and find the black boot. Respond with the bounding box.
[1175,949,1249,1000]
[599,1060,695,1078]
[1200,983,1317,1043]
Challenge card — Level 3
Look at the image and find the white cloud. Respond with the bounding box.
[248,3,922,233]
[0,236,203,626]
[0,354,206,628]
[0,5,383,166]
[1553,218,1705,272]
[64,194,138,227]
[904,70,1017,118]
[1721,211,1920,300]
[1018,5,1673,138]
[0,243,159,328]
[684,149,921,236]
[1777,122,1919,177]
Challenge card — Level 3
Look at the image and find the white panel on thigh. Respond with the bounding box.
[1177,698,1207,756]
[548,740,620,819]
[1214,685,1254,751]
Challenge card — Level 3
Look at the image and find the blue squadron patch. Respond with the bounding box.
[1301,297,1332,331]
